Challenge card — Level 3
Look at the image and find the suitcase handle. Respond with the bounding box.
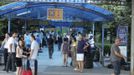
[34,60,38,75]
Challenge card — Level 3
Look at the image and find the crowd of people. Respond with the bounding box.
[60,33,92,72]
[1,31,40,75]
[45,31,94,72]
[0,30,95,74]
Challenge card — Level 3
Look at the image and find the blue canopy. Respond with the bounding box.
[0,2,114,22]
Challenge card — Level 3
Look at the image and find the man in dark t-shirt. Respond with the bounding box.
[77,39,85,53]
[76,35,86,72]
[47,35,54,59]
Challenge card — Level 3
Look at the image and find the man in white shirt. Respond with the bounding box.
[29,34,39,75]
[6,32,18,72]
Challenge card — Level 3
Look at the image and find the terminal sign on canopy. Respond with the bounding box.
[47,8,63,21]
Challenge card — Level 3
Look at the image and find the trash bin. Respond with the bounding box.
[84,52,93,69]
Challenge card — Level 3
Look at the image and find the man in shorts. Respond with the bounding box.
[76,35,85,72]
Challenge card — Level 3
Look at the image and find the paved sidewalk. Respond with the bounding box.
[0,45,130,75]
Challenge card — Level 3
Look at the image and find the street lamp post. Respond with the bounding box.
[131,0,134,75]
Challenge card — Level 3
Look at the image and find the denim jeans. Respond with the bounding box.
[112,61,121,75]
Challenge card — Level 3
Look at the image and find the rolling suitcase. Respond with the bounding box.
[22,69,32,75]
[22,58,38,75]
[22,59,32,75]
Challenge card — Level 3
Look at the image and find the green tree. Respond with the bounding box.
[100,2,131,42]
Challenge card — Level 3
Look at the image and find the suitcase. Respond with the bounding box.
[22,58,38,75]
[22,59,32,75]
[84,53,93,69]
[22,69,32,75]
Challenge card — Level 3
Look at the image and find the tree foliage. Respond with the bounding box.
[98,3,131,43]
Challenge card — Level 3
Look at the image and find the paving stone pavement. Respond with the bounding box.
[0,45,130,75]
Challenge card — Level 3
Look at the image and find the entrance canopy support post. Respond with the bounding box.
[24,20,27,32]
[8,18,11,33]
[101,23,105,66]
[92,22,95,37]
